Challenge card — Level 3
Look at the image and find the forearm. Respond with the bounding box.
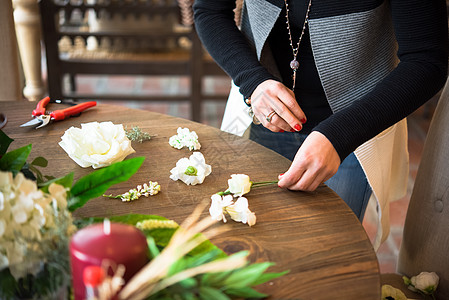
[193,0,276,97]
[314,0,448,160]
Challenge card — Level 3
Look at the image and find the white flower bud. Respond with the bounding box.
[227,174,252,197]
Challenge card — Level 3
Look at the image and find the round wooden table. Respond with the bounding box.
[1,101,380,299]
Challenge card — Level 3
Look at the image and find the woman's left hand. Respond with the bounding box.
[277,131,341,191]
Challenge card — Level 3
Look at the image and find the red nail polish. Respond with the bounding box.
[294,124,302,131]
[279,129,284,133]
[301,118,307,124]
[279,173,284,176]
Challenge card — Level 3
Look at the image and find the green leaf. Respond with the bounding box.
[198,286,230,300]
[189,238,227,259]
[107,213,167,226]
[201,270,234,287]
[250,270,289,286]
[0,130,13,156]
[181,292,196,300]
[146,236,161,259]
[31,156,48,167]
[0,268,17,300]
[223,262,274,289]
[39,173,74,193]
[68,157,145,212]
[0,144,31,174]
[225,286,268,298]
[168,249,224,276]
[178,278,197,289]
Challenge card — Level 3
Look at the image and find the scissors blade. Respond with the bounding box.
[20,118,42,127]
[35,116,51,129]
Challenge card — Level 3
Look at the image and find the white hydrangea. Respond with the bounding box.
[0,171,74,280]
[169,127,201,151]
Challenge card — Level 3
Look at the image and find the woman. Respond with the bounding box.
[193,0,448,248]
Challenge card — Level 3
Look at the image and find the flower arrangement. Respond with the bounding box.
[1,130,287,299]
[0,129,143,299]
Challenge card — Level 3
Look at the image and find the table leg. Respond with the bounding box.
[12,0,45,102]
[0,0,21,101]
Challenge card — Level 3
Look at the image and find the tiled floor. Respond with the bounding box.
[69,74,436,274]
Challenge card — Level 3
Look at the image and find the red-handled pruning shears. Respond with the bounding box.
[20,97,97,129]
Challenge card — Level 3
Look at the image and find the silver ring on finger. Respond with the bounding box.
[265,111,277,123]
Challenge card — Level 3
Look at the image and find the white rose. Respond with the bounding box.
[169,152,211,185]
[59,121,135,169]
[411,272,439,294]
[227,174,252,197]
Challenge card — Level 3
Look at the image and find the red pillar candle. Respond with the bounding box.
[70,221,149,300]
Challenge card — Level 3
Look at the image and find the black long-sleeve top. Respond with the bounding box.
[193,0,448,160]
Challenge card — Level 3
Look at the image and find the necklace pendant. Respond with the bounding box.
[290,59,299,70]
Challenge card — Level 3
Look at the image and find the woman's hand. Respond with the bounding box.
[278,131,341,191]
[250,80,306,132]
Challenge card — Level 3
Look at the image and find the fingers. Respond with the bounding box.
[277,132,341,192]
[250,80,306,132]
[279,167,326,191]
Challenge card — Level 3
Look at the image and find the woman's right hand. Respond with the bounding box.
[250,80,307,132]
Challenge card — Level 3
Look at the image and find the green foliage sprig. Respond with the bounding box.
[125,125,152,143]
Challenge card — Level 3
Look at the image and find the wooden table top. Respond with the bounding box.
[1,101,380,299]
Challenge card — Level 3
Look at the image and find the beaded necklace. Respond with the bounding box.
[283,0,312,91]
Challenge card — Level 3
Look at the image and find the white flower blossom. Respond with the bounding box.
[169,127,201,151]
[59,121,135,169]
[209,194,234,223]
[410,272,439,295]
[227,174,252,197]
[0,171,74,280]
[169,152,211,185]
[226,197,257,226]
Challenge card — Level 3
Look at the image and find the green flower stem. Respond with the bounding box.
[217,190,232,196]
[103,194,122,199]
[252,180,279,187]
